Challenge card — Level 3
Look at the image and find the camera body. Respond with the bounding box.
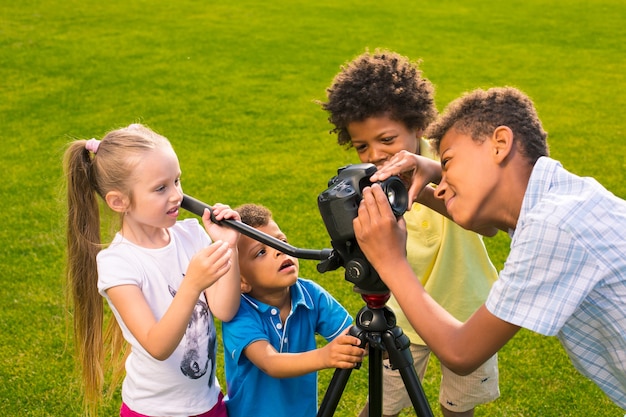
[317,163,408,293]
[318,163,408,242]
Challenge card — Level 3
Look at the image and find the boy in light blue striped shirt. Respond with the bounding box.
[352,86,626,410]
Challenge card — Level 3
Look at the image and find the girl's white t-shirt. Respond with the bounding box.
[97,219,221,416]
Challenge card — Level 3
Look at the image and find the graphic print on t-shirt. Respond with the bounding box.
[169,285,216,385]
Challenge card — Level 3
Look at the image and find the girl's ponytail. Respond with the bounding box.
[64,140,104,416]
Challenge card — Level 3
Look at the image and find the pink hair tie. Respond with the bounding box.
[85,138,101,153]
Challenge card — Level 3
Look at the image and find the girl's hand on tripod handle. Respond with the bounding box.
[203,204,241,248]
[322,329,366,369]
[200,204,241,323]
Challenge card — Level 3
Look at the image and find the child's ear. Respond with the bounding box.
[105,190,129,214]
[240,276,252,294]
[492,126,514,163]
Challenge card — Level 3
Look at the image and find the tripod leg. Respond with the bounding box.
[317,367,354,417]
[317,326,366,417]
[367,344,383,417]
[382,328,434,417]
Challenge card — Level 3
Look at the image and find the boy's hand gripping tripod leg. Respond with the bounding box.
[317,295,434,417]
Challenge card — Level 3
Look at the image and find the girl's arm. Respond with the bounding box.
[243,330,364,378]
[202,205,241,322]
[106,240,233,360]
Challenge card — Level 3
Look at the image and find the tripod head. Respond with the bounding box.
[182,195,378,293]
[183,163,408,296]
[181,193,389,295]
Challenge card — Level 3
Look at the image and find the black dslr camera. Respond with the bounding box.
[317,163,409,293]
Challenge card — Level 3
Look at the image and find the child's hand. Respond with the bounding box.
[369,150,442,210]
[203,204,241,247]
[320,328,365,369]
[184,240,233,293]
[353,184,408,279]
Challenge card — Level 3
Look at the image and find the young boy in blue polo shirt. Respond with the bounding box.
[222,203,365,417]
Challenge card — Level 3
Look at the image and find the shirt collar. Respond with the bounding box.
[240,279,314,313]
[511,156,561,239]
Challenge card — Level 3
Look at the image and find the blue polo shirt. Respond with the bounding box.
[222,278,352,417]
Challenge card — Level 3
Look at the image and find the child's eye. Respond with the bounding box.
[354,144,367,153]
[156,185,166,192]
[254,249,267,258]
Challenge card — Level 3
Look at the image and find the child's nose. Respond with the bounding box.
[434,178,447,199]
[367,148,389,166]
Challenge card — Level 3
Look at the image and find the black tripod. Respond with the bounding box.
[317,292,434,417]
[180,194,434,417]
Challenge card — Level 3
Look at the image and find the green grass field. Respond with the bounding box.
[1,0,624,415]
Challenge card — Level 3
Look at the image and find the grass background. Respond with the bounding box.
[1,0,625,415]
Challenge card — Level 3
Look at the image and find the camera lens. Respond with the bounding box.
[387,189,397,206]
[380,177,409,217]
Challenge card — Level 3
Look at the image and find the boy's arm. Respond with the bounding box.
[243,331,364,378]
[354,184,519,374]
[370,150,442,209]
[370,150,498,237]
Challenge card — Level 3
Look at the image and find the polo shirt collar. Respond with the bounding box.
[240,279,314,313]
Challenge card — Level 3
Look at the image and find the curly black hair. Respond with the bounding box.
[235,203,273,228]
[319,49,437,147]
[425,87,549,163]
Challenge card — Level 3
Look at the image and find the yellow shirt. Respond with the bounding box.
[388,138,499,345]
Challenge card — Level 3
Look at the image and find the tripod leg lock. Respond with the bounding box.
[381,327,412,370]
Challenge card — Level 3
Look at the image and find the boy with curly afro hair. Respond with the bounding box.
[319,50,500,417]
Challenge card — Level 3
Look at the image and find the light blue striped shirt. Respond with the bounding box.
[487,157,626,408]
